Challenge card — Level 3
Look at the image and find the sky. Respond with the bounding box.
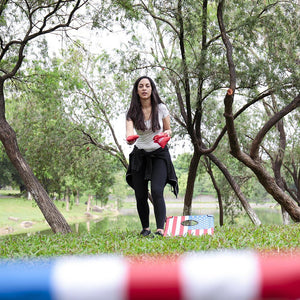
[46,24,192,159]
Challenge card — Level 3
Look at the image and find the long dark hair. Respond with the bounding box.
[126,76,163,132]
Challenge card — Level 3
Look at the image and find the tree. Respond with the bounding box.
[0,146,23,190]
[56,45,131,168]
[114,0,299,224]
[115,0,262,224]
[5,53,117,208]
[217,0,300,221]
[0,1,87,233]
[6,63,75,194]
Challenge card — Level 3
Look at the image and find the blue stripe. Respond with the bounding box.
[0,260,53,300]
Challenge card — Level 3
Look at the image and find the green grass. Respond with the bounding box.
[1,191,299,259]
[1,224,300,259]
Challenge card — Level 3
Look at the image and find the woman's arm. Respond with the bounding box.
[163,115,172,136]
[126,119,136,144]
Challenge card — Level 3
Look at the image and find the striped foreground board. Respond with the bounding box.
[1,251,300,299]
[164,215,214,236]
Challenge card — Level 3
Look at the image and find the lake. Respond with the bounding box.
[68,202,284,235]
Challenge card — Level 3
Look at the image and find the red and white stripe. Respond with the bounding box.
[164,216,214,237]
[48,251,300,300]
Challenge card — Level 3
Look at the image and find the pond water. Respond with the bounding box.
[62,205,284,235]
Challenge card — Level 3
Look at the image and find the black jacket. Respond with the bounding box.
[126,146,179,197]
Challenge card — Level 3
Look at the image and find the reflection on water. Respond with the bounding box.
[32,204,284,236]
[69,215,142,234]
[68,206,283,235]
[255,208,282,224]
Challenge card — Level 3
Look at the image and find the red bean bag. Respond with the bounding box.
[126,135,140,142]
[153,132,171,149]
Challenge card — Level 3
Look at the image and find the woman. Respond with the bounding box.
[126,76,178,237]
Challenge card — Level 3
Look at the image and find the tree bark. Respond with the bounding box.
[218,0,300,222]
[183,150,201,215]
[223,91,300,221]
[268,96,290,225]
[282,158,300,205]
[66,188,70,212]
[87,195,92,212]
[0,118,71,233]
[76,189,80,205]
[0,1,87,234]
[203,157,224,226]
[207,153,261,226]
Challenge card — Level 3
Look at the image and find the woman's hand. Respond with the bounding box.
[127,139,136,145]
[164,129,172,137]
[126,119,137,145]
[126,134,139,145]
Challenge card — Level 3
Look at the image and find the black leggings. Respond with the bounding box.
[131,157,167,230]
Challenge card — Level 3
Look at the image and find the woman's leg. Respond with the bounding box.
[131,166,150,229]
[151,158,167,231]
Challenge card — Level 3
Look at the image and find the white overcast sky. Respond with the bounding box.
[46,25,192,158]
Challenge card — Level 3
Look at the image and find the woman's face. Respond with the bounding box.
[137,78,152,101]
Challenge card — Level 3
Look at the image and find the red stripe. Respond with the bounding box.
[259,254,300,299]
[179,216,185,236]
[171,216,178,236]
[128,259,181,300]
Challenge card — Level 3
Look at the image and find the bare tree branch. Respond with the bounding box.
[139,0,180,37]
[217,0,236,91]
[250,94,300,159]
[1,0,87,80]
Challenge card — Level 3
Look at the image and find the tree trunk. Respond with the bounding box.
[226,93,300,221]
[207,153,261,226]
[217,1,300,222]
[183,150,201,215]
[0,118,71,234]
[76,189,80,205]
[264,94,290,225]
[273,121,290,225]
[281,206,290,225]
[236,151,300,222]
[66,188,70,212]
[87,195,92,212]
[204,157,223,226]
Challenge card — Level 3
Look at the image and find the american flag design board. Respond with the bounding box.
[164,215,214,237]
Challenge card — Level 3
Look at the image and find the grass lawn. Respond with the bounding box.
[1,190,300,259]
[1,191,300,300]
[1,223,300,259]
[0,191,115,236]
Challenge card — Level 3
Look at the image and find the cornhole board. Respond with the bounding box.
[164,215,214,237]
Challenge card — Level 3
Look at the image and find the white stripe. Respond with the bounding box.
[180,251,260,300]
[183,216,189,236]
[166,218,174,236]
[51,256,127,300]
[175,216,182,236]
